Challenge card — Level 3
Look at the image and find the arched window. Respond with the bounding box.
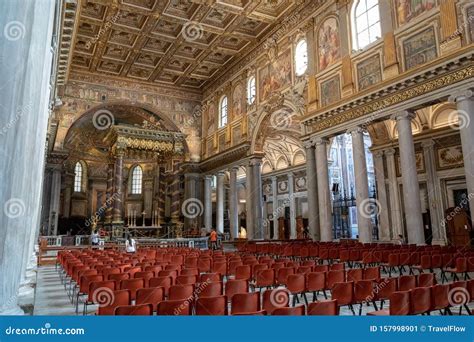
[247,76,256,104]
[351,0,381,50]
[219,96,228,128]
[131,165,143,195]
[294,39,308,76]
[74,162,83,192]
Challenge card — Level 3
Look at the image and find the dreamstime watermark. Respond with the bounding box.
[359,278,389,307]
[358,198,381,220]
[440,14,474,50]
[4,198,26,219]
[448,287,470,307]
[5,323,85,336]
[181,198,204,219]
[92,109,115,130]
[263,193,296,229]
[85,12,122,49]
[3,21,26,41]
[441,192,474,229]
[0,103,32,136]
[173,280,210,315]
[181,22,203,42]
[84,192,120,227]
[92,287,115,307]
[447,109,470,131]
[269,287,290,308]
[269,109,294,130]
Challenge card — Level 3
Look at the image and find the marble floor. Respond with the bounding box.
[32,265,474,316]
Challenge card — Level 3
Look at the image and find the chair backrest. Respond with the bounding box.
[225,279,248,300]
[313,265,329,273]
[198,281,223,298]
[363,267,380,281]
[455,257,468,272]
[286,274,305,293]
[144,265,162,277]
[195,296,227,315]
[235,265,251,280]
[389,291,410,315]
[97,289,131,315]
[136,287,164,311]
[331,281,353,306]
[346,268,363,282]
[375,277,398,300]
[417,273,436,287]
[199,273,221,283]
[330,263,344,271]
[398,275,416,291]
[277,267,295,284]
[120,278,145,300]
[255,269,275,287]
[272,305,305,316]
[262,288,289,315]
[353,280,374,302]
[149,276,172,296]
[176,275,197,286]
[231,292,260,315]
[114,303,153,316]
[157,299,191,315]
[169,284,194,300]
[327,270,345,289]
[430,284,450,311]
[180,268,199,276]
[88,280,116,302]
[307,300,339,315]
[410,287,431,315]
[306,272,326,292]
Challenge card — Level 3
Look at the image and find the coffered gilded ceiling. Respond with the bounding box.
[69,0,298,90]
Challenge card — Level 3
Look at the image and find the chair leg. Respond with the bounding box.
[372,301,378,311]
[359,304,363,316]
[303,293,308,306]
[464,304,471,315]
[380,299,384,310]
[445,307,452,315]
[312,291,317,302]
[323,290,328,299]
[349,304,356,315]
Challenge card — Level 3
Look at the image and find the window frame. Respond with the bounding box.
[247,76,256,105]
[351,0,381,51]
[130,165,143,195]
[74,162,83,193]
[219,95,228,128]
[294,38,308,76]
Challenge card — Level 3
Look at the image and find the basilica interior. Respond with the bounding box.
[1,0,474,316]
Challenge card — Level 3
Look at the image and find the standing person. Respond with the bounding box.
[91,230,99,246]
[397,234,406,245]
[125,234,137,253]
[209,228,218,250]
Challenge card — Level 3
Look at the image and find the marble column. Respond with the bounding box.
[251,158,264,240]
[350,127,371,243]
[105,162,114,224]
[112,148,124,224]
[203,175,212,232]
[245,163,254,239]
[271,176,279,239]
[304,141,320,240]
[450,89,474,224]
[62,174,73,218]
[373,151,391,241]
[315,138,333,242]
[385,148,404,239]
[183,172,199,230]
[229,167,239,240]
[0,0,56,315]
[421,140,445,244]
[216,172,225,234]
[49,168,62,235]
[288,173,297,239]
[392,111,425,245]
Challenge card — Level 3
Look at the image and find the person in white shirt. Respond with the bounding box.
[125,235,136,253]
[91,230,99,246]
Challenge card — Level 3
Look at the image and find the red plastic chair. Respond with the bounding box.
[134,271,154,287]
[114,303,153,316]
[418,273,436,287]
[354,280,376,315]
[254,269,275,290]
[368,291,410,316]
[261,288,290,315]
[286,274,308,306]
[410,287,431,315]
[231,292,260,315]
[198,282,223,298]
[225,279,248,301]
[169,284,194,300]
[235,265,251,281]
[195,296,227,315]
[135,287,164,311]
[149,276,172,297]
[306,272,327,301]
[430,284,452,315]
[272,305,305,315]
[346,268,363,282]
[176,275,197,286]
[398,275,416,291]
[307,300,339,315]
[120,278,144,301]
[331,281,355,315]
[97,289,130,316]
[157,299,191,315]
[363,267,380,281]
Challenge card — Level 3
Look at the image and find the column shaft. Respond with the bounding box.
[304,143,320,240]
[350,128,371,243]
[203,176,212,232]
[216,172,225,234]
[385,149,404,239]
[315,138,333,242]
[393,111,425,244]
[373,151,391,241]
[229,168,239,239]
[245,164,254,239]
[271,176,279,239]
[112,151,124,224]
[49,169,62,235]
[252,159,264,240]
[288,173,296,239]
